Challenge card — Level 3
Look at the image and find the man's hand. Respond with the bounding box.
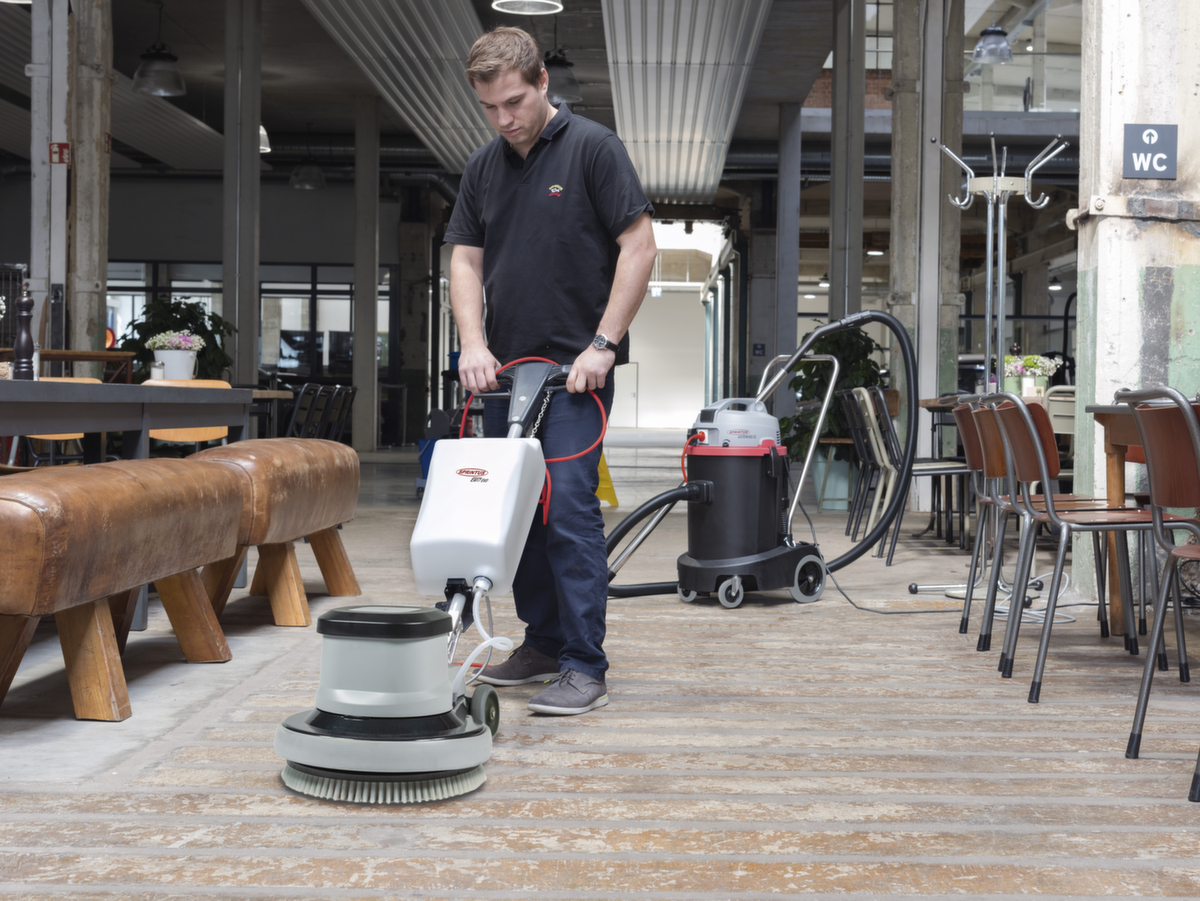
[458,343,502,394]
[567,345,616,393]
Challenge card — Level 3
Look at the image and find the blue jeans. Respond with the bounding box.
[484,379,614,681]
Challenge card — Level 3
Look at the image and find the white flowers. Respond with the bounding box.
[146,330,206,351]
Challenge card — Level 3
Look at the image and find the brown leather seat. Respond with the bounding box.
[191,438,362,627]
[0,459,245,721]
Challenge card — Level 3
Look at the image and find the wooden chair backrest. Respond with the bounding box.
[143,379,232,443]
[994,401,1058,484]
[1133,403,1200,508]
[971,405,1008,480]
[952,404,984,473]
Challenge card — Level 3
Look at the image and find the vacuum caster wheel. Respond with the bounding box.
[677,585,698,603]
[471,685,500,736]
[717,577,744,609]
[789,555,826,604]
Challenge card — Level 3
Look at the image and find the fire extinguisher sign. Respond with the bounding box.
[1123,124,1177,180]
[48,142,71,165]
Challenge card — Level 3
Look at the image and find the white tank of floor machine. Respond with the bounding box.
[691,398,782,447]
[410,437,546,597]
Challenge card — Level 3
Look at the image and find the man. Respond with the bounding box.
[444,27,656,715]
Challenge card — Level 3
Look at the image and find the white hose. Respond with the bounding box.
[450,581,514,700]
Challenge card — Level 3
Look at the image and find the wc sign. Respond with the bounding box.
[1123,124,1177,179]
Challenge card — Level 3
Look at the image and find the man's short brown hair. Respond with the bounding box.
[465,27,543,87]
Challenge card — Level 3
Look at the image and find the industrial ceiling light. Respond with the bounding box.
[132,1,186,97]
[259,124,271,154]
[491,0,563,14]
[818,273,830,288]
[971,3,1012,66]
[544,17,581,105]
[866,250,884,256]
[1049,276,1063,291]
[290,126,325,190]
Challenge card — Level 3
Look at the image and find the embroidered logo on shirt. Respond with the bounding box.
[548,184,563,198]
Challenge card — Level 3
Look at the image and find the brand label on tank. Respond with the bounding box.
[456,468,489,482]
[728,429,751,435]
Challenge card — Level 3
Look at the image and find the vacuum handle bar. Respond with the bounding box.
[757,310,878,404]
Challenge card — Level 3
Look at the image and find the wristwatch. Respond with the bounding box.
[592,333,612,352]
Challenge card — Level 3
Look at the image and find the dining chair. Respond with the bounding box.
[323,385,357,442]
[838,389,881,540]
[989,393,1178,702]
[284,383,336,439]
[1113,387,1200,766]
[143,379,233,451]
[970,397,1114,665]
[24,377,105,466]
[862,386,972,564]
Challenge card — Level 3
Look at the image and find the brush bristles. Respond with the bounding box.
[281,763,486,804]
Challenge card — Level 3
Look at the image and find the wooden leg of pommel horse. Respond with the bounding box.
[201,546,250,618]
[0,613,41,710]
[256,542,312,626]
[308,526,362,597]
[56,600,132,721]
[154,571,232,663]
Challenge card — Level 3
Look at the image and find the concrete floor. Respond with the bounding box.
[3,445,1200,898]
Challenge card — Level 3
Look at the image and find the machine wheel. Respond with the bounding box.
[789,555,826,604]
[677,585,698,603]
[471,685,500,736]
[717,577,744,609]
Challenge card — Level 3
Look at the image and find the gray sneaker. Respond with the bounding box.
[527,669,609,715]
[475,644,559,686]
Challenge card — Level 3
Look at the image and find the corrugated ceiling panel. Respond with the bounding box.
[602,0,772,203]
[0,5,222,170]
[0,97,138,167]
[301,0,491,174]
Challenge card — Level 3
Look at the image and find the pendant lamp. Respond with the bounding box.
[133,1,186,97]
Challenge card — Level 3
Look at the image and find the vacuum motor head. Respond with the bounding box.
[691,398,781,448]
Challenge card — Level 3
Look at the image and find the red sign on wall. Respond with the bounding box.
[48,142,70,165]
[104,133,111,155]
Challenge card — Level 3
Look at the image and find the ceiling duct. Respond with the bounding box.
[601,0,772,203]
[0,4,222,169]
[300,0,492,174]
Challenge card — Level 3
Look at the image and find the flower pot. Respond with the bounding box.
[154,349,198,380]
[1003,375,1021,394]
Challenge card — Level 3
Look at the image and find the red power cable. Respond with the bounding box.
[680,433,701,482]
[455,355,609,521]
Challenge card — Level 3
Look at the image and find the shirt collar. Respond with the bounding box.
[501,103,572,166]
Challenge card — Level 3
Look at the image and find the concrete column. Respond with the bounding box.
[222,0,262,385]
[1032,12,1047,111]
[774,102,801,418]
[1068,0,1200,599]
[352,96,380,452]
[829,0,865,320]
[47,0,69,354]
[938,0,965,411]
[27,0,52,345]
[397,221,431,444]
[68,0,113,377]
[747,227,777,390]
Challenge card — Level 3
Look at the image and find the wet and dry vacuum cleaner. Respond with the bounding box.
[275,362,573,803]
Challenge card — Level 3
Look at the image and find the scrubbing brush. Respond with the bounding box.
[281,762,486,804]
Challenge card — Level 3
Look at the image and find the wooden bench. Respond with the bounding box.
[192,439,362,626]
[0,459,245,720]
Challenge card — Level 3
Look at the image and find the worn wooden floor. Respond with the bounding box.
[3,449,1200,899]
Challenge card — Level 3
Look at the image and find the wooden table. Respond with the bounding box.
[0,348,137,383]
[0,380,252,461]
[1085,404,1141,636]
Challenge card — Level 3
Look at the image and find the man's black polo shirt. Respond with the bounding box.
[445,104,653,366]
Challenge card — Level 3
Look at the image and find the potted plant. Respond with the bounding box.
[147,330,206,380]
[780,322,885,510]
[1003,354,1062,395]
[119,295,235,381]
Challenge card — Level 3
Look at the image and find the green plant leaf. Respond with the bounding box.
[118,296,236,381]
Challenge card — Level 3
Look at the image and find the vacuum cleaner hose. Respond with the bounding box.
[812,311,918,573]
[606,482,711,599]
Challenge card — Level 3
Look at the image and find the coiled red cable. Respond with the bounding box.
[456,355,609,521]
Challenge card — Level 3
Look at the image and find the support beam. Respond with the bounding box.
[1071,0,1200,611]
[352,96,380,451]
[222,0,262,385]
[27,1,52,350]
[69,0,113,378]
[774,102,801,419]
[829,0,865,320]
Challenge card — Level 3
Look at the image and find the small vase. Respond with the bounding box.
[1002,375,1021,394]
[154,349,197,380]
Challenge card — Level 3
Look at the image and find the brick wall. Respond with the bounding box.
[802,70,893,110]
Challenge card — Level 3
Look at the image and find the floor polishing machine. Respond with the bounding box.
[275,361,573,804]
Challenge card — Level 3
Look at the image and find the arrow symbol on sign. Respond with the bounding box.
[1143,128,1159,145]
